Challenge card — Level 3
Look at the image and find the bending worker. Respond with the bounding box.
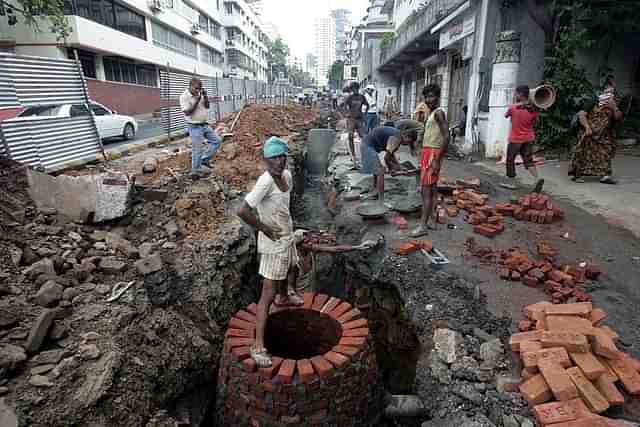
[360,119,423,205]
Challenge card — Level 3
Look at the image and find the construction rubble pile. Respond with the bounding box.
[511,301,640,426]
[0,105,321,426]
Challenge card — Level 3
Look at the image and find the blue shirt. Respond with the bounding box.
[366,127,401,152]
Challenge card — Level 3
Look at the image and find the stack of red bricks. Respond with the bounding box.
[447,189,506,238]
[498,247,600,303]
[502,193,565,224]
[510,301,640,426]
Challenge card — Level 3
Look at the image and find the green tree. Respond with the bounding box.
[0,0,71,39]
[266,37,290,83]
[288,66,312,87]
[327,60,344,91]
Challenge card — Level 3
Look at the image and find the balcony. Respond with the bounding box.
[379,0,466,72]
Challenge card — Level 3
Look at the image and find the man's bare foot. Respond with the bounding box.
[273,294,303,307]
[286,291,304,306]
[250,345,272,368]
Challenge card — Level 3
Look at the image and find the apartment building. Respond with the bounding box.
[221,0,269,81]
[331,9,352,61]
[313,16,336,88]
[0,0,268,115]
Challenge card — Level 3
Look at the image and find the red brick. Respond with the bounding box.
[525,301,552,321]
[520,341,543,353]
[544,302,592,317]
[258,356,283,380]
[536,317,548,330]
[569,352,607,380]
[310,355,334,379]
[246,303,258,315]
[522,275,540,288]
[522,368,537,380]
[226,328,254,338]
[538,360,579,401]
[339,336,366,347]
[510,271,521,281]
[242,357,257,373]
[541,331,590,353]
[332,345,361,357]
[225,337,255,351]
[342,318,368,330]
[595,355,619,382]
[566,366,610,413]
[589,309,608,326]
[229,317,256,331]
[500,269,511,280]
[343,328,369,337]
[624,354,640,373]
[598,326,620,343]
[324,351,350,369]
[276,359,296,384]
[608,358,640,395]
[297,359,316,384]
[518,320,533,332]
[529,268,546,281]
[594,375,625,406]
[235,310,257,323]
[474,224,499,238]
[533,398,591,425]
[548,419,610,427]
[320,297,341,314]
[328,302,352,319]
[311,294,329,311]
[522,347,572,369]
[447,207,459,217]
[590,329,621,359]
[232,346,252,361]
[510,330,543,352]
[546,315,595,335]
[519,374,553,405]
[337,309,361,324]
[303,292,315,309]
[517,262,534,275]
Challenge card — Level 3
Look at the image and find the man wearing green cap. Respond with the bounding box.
[237,136,303,368]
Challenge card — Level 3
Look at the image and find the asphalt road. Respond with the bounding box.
[102,120,164,149]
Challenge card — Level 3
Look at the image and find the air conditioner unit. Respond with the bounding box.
[190,24,200,35]
[148,0,163,12]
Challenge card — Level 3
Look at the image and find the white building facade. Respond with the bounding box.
[0,0,269,115]
[313,15,336,88]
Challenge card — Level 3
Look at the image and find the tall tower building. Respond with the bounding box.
[245,0,264,17]
[313,15,336,87]
[331,9,352,61]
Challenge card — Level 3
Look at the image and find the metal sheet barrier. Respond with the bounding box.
[0,53,102,172]
[159,68,294,135]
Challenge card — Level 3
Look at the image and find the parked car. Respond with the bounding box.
[18,102,138,141]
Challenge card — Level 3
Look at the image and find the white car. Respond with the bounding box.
[18,102,138,141]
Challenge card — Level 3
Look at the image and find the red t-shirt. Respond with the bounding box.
[506,104,538,143]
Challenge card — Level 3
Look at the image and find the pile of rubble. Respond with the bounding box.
[465,239,601,304]
[511,301,640,426]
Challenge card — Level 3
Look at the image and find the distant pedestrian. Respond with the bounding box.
[180,77,222,180]
[363,84,379,133]
[504,85,544,192]
[383,89,400,122]
[237,137,304,369]
[332,91,339,110]
[569,78,623,184]
[344,82,369,169]
[410,84,449,238]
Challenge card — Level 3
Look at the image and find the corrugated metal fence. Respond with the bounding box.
[0,53,102,171]
[160,69,293,134]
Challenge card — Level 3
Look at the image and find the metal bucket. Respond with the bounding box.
[306,129,336,175]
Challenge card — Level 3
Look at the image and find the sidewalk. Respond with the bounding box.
[477,155,640,238]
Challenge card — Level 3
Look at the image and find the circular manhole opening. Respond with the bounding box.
[265,309,342,360]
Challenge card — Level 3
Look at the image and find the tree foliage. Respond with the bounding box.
[0,0,71,39]
[265,37,290,82]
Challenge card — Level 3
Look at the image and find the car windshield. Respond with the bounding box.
[19,105,62,117]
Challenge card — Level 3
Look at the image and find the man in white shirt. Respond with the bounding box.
[179,77,222,180]
[237,137,304,368]
[363,84,379,134]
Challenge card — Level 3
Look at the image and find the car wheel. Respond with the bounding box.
[123,123,135,140]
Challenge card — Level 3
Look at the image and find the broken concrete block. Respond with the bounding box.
[0,344,27,370]
[99,257,127,275]
[25,309,56,353]
[34,280,63,307]
[433,328,465,364]
[135,253,163,275]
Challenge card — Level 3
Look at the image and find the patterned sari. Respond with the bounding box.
[569,105,617,177]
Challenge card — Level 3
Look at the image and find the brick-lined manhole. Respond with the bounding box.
[216,292,384,426]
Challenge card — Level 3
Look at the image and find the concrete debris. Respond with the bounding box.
[78,344,101,360]
[29,374,54,387]
[0,398,18,427]
[142,157,158,174]
[98,257,127,275]
[135,253,163,275]
[433,328,466,364]
[25,309,56,354]
[34,280,64,307]
[0,344,27,370]
[479,339,504,366]
[30,364,56,376]
[384,394,427,418]
[31,349,66,365]
[25,258,56,279]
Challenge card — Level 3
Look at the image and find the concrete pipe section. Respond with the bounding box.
[305,129,336,175]
[216,292,384,426]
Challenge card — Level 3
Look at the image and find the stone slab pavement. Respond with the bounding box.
[477,155,640,238]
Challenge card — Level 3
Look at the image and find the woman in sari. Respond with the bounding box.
[569,80,624,184]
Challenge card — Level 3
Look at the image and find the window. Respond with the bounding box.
[90,104,110,115]
[68,49,97,78]
[70,104,90,117]
[19,105,63,117]
[225,3,232,14]
[103,57,158,86]
[63,0,145,40]
[152,21,198,59]
[201,46,223,66]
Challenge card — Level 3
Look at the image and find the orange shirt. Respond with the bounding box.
[506,104,538,143]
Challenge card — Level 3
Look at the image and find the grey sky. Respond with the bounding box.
[260,0,369,59]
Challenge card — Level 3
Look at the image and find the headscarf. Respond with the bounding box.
[263,136,288,158]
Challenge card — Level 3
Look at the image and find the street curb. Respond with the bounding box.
[49,131,187,174]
